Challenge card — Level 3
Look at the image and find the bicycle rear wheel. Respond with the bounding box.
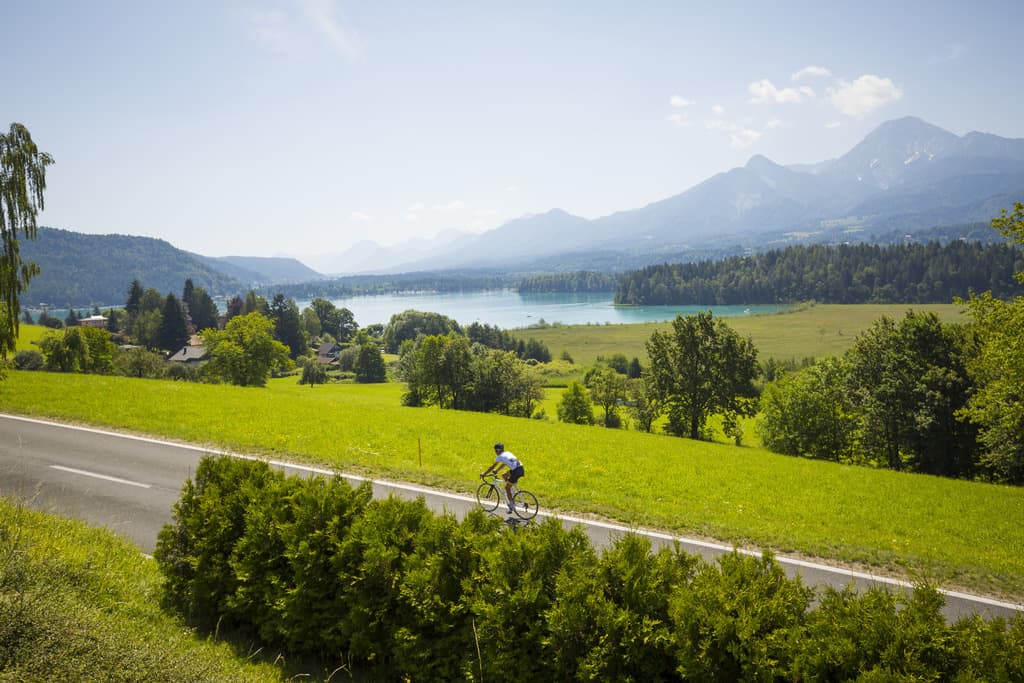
[476,482,500,512]
[512,490,538,520]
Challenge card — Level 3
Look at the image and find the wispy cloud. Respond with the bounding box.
[748,79,814,104]
[243,0,363,60]
[791,65,832,81]
[825,121,841,129]
[764,118,783,130]
[711,104,725,115]
[705,119,762,149]
[667,95,694,126]
[350,211,372,221]
[828,74,903,117]
[301,0,363,59]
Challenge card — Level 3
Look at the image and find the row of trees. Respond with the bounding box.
[19,275,388,388]
[515,270,618,293]
[155,455,1024,681]
[758,203,1024,484]
[396,333,544,417]
[382,309,552,362]
[616,240,1024,305]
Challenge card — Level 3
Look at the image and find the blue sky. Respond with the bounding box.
[7,1,1024,267]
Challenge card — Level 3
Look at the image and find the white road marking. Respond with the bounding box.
[49,464,152,489]
[6,413,1023,614]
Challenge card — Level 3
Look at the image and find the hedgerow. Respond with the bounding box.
[155,455,1024,681]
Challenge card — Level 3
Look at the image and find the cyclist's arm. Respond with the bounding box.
[480,460,506,477]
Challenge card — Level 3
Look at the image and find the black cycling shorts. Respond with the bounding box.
[508,465,525,483]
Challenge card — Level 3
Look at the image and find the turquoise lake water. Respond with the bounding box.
[304,291,789,329]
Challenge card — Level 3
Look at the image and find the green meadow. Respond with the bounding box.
[524,303,968,369]
[2,367,1022,602]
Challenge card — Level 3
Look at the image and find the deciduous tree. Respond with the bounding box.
[203,312,291,387]
[758,356,856,462]
[557,381,594,425]
[646,311,758,440]
[0,123,52,360]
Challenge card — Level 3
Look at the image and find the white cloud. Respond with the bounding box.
[791,65,832,81]
[705,119,762,149]
[301,0,363,59]
[711,104,725,115]
[764,118,783,130]
[667,112,691,127]
[670,95,694,108]
[825,121,841,129]
[748,79,814,104]
[828,74,903,117]
[350,211,372,221]
[243,0,363,60]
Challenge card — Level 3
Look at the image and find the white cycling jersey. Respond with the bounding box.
[495,450,521,470]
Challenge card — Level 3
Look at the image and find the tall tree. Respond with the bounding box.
[354,342,387,383]
[960,203,1024,483]
[844,312,977,475]
[587,365,628,427]
[758,356,856,462]
[382,309,461,353]
[557,381,595,425]
[0,123,53,359]
[203,312,291,387]
[646,311,759,440]
[183,280,218,332]
[269,293,307,359]
[124,279,143,333]
[156,293,190,352]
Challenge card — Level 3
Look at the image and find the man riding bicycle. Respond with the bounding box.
[480,442,525,514]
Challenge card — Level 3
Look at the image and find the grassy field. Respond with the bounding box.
[520,303,968,369]
[14,321,48,352]
[2,369,1022,602]
[0,495,293,680]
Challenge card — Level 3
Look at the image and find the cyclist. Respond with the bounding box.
[481,442,525,514]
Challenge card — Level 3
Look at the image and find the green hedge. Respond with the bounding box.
[155,456,1024,681]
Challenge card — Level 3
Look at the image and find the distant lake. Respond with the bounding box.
[302,291,790,329]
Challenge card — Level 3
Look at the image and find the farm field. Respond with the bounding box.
[519,302,967,369]
[1,367,1021,602]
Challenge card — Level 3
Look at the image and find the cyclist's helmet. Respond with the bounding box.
[493,442,504,452]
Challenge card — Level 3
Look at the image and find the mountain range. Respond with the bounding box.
[316,116,1024,274]
[21,116,1024,307]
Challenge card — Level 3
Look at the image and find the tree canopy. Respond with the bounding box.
[0,123,53,358]
[202,312,291,387]
[646,311,759,440]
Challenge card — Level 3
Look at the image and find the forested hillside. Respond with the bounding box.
[616,240,1024,305]
[22,228,242,306]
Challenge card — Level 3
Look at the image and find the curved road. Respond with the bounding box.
[1,413,1020,622]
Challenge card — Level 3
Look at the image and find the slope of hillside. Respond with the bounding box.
[22,228,244,307]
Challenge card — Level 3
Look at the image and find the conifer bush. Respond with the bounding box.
[154,455,1024,681]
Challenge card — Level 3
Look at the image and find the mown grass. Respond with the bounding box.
[2,369,1022,601]
[521,303,967,368]
[14,322,48,352]
[0,495,298,681]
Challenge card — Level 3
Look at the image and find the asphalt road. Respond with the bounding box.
[1,413,1020,622]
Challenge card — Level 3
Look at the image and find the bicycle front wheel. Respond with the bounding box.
[476,482,500,512]
[512,490,538,520]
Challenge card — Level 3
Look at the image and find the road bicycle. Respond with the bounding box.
[476,474,539,520]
